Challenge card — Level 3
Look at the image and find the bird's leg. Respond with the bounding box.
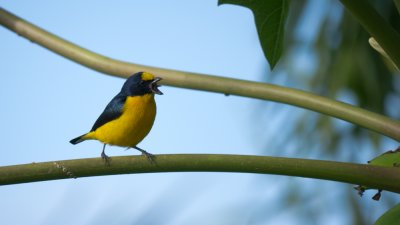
[101,144,111,166]
[133,146,156,163]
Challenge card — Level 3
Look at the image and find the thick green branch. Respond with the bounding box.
[1,8,400,141]
[340,0,400,69]
[1,154,400,194]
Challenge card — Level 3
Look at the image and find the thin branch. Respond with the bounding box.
[340,0,400,69]
[1,154,400,194]
[1,8,400,141]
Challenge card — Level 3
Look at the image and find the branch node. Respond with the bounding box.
[53,161,77,179]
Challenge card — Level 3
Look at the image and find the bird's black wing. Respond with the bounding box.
[90,94,127,131]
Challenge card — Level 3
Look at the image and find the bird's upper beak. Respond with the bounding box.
[150,77,163,95]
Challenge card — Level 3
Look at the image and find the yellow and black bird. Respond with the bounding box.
[70,72,163,163]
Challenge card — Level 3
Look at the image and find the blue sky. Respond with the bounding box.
[0,1,273,224]
[0,1,397,224]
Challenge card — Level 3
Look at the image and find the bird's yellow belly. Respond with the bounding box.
[93,94,156,147]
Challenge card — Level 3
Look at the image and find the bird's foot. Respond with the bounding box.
[141,150,156,163]
[101,151,112,166]
[133,146,156,163]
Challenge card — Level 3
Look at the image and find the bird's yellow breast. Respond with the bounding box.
[91,94,156,147]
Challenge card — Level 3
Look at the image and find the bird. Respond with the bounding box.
[69,72,163,164]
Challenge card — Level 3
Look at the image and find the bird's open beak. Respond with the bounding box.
[150,77,163,95]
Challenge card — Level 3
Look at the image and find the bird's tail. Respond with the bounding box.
[70,132,93,145]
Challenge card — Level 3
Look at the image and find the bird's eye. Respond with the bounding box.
[139,80,145,85]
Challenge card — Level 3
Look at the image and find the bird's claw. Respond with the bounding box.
[101,151,112,166]
[141,150,156,163]
[133,146,156,163]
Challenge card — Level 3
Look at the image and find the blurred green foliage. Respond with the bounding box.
[375,203,400,225]
[254,0,400,224]
[282,0,399,152]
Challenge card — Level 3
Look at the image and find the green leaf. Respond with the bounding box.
[218,0,289,69]
[374,203,400,225]
[368,147,400,167]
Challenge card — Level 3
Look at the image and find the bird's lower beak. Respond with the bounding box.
[150,77,163,95]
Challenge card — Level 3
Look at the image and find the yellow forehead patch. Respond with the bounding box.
[141,72,155,81]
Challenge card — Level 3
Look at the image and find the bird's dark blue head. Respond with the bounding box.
[120,72,163,96]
